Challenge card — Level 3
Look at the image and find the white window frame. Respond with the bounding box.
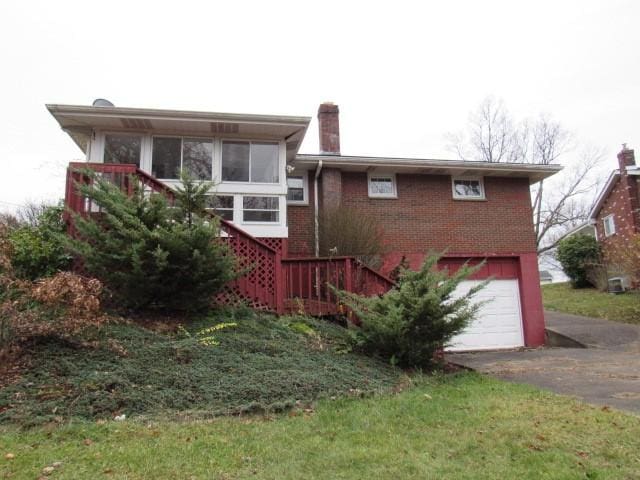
[367,172,397,198]
[603,214,616,237]
[151,135,214,181]
[451,176,486,200]
[242,195,280,224]
[101,132,144,166]
[286,172,309,205]
[205,194,234,222]
[220,139,280,185]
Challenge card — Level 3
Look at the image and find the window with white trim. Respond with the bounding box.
[104,134,142,167]
[221,141,279,183]
[205,195,234,221]
[287,174,308,204]
[603,214,616,237]
[151,136,213,180]
[368,173,397,198]
[243,196,279,222]
[452,177,485,200]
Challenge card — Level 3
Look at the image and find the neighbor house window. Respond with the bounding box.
[452,177,485,200]
[152,137,213,180]
[205,195,234,221]
[603,214,616,237]
[104,134,141,167]
[368,173,397,198]
[243,196,279,222]
[221,141,279,183]
[287,174,307,204]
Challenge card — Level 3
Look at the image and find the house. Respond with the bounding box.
[48,101,560,351]
[539,270,553,284]
[589,146,640,289]
[560,222,597,239]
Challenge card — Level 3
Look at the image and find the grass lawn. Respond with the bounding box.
[542,282,640,325]
[1,373,639,479]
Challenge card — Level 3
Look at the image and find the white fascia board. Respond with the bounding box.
[46,104,311,128]
[294,154,562,182]
[588,170,620,220]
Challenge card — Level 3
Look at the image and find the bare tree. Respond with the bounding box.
[533,148,603,253]
[448,97,601,253]
[16,201,54,227]
[447,96,523,163]
[529,114,572,249]
[0,212,19,230]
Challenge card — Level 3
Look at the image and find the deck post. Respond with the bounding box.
[274,250,284,315]
[345,257,353,293]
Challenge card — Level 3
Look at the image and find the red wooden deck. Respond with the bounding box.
[64,163,395,315]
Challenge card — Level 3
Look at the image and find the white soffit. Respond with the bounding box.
[46,104,310,161]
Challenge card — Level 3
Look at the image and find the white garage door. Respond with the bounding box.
[447,279,524,352]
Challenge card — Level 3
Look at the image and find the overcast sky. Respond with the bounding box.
[1,0,638,213]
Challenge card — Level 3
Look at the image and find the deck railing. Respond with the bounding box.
[65,163,393,317]
[282,256,395,315]
[64,163,282,313]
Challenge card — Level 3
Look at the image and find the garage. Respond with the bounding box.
[446,279,525,352]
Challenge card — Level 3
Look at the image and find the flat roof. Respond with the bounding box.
[295,154,562,184]
[46,104,311,161]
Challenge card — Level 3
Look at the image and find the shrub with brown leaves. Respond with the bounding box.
[0,223,14,278]
[31,272,106,330]
[0,271,109,354]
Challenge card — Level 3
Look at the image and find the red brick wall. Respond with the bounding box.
[287,178,315,257]
[339,172,536,266]
[320,168,342,211]
[595,175,639,265]
[287,171,537,267]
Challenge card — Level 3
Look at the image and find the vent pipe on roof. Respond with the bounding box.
[92,98,114,107]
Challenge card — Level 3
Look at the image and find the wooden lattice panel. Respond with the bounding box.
[257,237,287,256]
[217,230,279,312]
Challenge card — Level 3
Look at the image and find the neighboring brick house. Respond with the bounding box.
[49,100,560,351]
[589,146,640,287]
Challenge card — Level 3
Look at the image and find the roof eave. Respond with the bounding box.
[46,104,311,127]
[294,154,562,183]
[46,103,311,161]
[588,170,620,220]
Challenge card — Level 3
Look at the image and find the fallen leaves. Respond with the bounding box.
[41,466,55,475]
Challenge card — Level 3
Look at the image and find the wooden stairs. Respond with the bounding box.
[64,163,395,315]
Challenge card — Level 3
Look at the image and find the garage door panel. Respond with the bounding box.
[447,279,524,352]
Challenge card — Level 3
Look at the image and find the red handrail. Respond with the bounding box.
[65,162,280,312]
[64,162,394,317]
[281,256,395,315]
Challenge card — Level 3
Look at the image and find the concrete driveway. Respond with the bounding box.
[447,311,640,414]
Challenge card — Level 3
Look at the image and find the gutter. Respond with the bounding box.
[296,154,563,174]
[314,159,323,256]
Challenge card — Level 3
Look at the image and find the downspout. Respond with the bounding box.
[314,159,323,257]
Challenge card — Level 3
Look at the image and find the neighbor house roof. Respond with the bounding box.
[46,104,311,162]
[561,222,596,239]
[539,270,553,281]
[294,154,562,184]
[588,167,640,219]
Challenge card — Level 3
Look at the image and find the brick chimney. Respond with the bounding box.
[617,144,640,233]
[618,144,636,173]
[318,102,340,155]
